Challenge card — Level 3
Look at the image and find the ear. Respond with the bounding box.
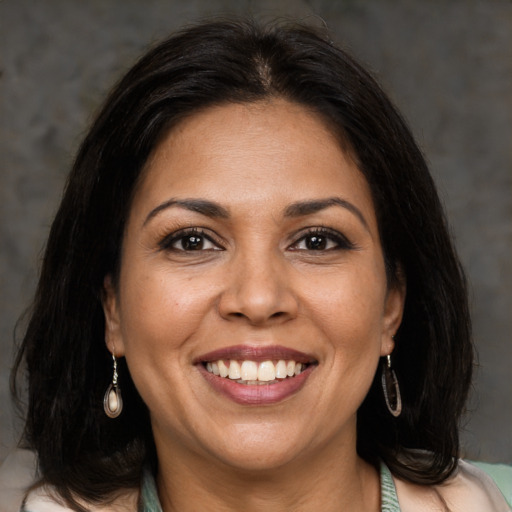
[380,272,406,357]
[102,275,126,357]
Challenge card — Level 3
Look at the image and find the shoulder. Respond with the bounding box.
[0,449,140,512]
[21,487,139,512]
[469,460,512,505]
[22,488,73,512]
[394,459,512,512]
[0,450,139,512]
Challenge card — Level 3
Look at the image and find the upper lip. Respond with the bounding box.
[194,344,317,364]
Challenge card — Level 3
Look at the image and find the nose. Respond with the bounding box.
[218,248,299,326]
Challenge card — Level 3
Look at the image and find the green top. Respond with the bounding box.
[380,463,401,511]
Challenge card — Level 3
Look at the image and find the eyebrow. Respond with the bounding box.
[144,198,229,226]
[284,197,370,232]
[144,196,370,232]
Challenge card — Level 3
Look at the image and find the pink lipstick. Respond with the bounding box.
[195,345,317,405]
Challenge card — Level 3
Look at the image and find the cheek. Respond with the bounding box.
[302,262,387,389]
[115,268,221,413]
[115,267,214,415]
[119,265,216,347]
[302,262,387,341]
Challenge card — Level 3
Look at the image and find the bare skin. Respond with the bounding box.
[103,99,405,511]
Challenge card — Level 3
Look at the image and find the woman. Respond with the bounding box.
[11,18,511,512]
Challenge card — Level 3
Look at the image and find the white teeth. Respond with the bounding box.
[218,360,229,378]
[240,361,258,381]
[236,379,276,386]
[228,360,241,380]
[205,359,310,382]
[258,360,276,382]
[275,360,288,379]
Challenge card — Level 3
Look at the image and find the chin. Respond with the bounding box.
[202,423,307,472]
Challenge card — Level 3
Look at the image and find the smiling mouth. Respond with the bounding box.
[196,345,318,404]
[203,359,311,385]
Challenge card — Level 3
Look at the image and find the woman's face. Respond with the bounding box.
[104,99,404,471]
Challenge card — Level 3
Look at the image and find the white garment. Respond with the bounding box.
[394,460,511,511]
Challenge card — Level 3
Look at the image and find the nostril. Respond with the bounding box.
[218,283,299,325]
[226,310,289,324]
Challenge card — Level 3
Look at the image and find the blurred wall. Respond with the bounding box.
[1,0,511,464]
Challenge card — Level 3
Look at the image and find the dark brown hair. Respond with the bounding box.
[13,18,472,510]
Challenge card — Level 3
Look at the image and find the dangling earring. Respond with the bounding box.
[104,351,123,418]
[381,354,402,417]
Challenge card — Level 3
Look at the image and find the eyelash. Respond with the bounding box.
[289,227,356,252]
[158,228,221,252]
[158,227,355,253]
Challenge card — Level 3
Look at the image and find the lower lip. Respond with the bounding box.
[197,364,316,405]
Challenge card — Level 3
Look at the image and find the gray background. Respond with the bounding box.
[1,0,511,465]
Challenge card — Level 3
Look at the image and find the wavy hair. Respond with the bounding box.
[12,18,472,510]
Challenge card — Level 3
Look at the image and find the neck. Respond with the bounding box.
[155,435,380,512]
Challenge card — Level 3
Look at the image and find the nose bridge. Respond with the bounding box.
[218,241,297,325]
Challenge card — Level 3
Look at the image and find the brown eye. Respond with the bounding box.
[305,235,327,250]
[290,228,356,252]
[173,233,220,251]
[159,229,222,252]
[180,235,205,250]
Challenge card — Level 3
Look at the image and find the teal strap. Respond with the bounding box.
[380,462,401,511]
[139,468,163,512]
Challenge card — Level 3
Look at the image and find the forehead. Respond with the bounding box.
[132,99,377,228]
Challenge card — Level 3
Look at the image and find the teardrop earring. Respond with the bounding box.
[104,351,123,418]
